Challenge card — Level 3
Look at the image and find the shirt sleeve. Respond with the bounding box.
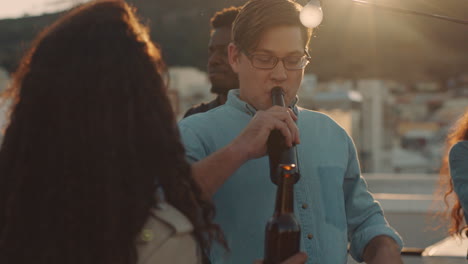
[178,121,209,164]
[449,141,468,221]
[343,136,403,262]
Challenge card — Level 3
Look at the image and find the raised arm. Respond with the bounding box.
[180,106,299,197]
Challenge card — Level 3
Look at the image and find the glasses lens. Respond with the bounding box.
[252,55,277,69]
[248,52,310,70]
[284,56,309,70]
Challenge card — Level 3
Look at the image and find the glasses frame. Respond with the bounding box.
[242,49,312,70]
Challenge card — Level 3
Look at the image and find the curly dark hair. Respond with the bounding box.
[0,1,225,263]
[210,6,240,30]
[439,108,468,235]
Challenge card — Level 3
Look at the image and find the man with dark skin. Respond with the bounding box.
[183,7,240,118]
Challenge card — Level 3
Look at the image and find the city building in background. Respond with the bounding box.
[168,66,213,119]
[292,73,468,174]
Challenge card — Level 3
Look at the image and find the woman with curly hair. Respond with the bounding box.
[440,108,468,236]
[0,1,226,263]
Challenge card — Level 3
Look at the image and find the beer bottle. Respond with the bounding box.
[264,87,301,264]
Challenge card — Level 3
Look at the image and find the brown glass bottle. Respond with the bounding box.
[264,165,301,264]
[264,87,301,264]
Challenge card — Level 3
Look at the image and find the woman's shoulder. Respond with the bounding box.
[136,202,201,264]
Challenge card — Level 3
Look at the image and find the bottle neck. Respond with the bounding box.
[274,174,295,215]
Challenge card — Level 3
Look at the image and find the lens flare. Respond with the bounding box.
[300,0,323,28]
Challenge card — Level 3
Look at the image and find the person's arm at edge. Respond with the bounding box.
[449,141,468,219]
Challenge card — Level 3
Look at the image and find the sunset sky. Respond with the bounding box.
[0,0,90,19]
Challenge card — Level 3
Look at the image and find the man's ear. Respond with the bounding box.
[228,43,241,73]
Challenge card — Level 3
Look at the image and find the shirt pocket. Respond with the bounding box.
[317,166,346,231]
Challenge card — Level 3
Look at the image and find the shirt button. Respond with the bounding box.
[141,229,154,242]
[307,233,313,240]
[301,203,308,209]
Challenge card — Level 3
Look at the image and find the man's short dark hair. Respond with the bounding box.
[210,6,241,30]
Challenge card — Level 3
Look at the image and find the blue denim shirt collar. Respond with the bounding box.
[226,89,299,116]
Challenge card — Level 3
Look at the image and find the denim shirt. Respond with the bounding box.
[450,141,468,221]
[179,90,402,264]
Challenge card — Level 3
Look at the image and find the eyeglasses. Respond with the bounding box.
[242,50,311,70]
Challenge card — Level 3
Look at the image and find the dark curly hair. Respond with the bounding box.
[210,6,240,31]
[439,108,468,236]
[0,1,225,263]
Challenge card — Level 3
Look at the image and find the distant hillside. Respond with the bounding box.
[0,12,61,72]
[0,0,245,72]
[0,0,467,82]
